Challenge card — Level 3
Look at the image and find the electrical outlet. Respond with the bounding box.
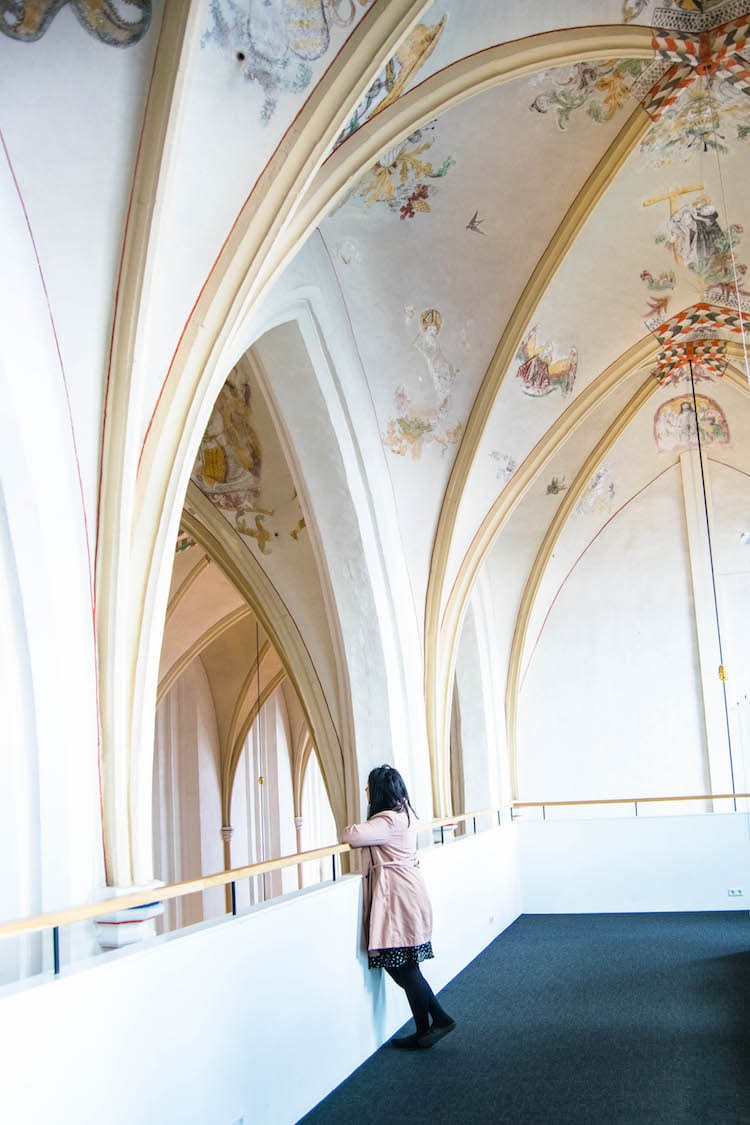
[728,888,744,897]
[489,915,494,924]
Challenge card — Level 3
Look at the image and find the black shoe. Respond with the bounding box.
[416,1020,457,1049]
[391,1034,422,1050]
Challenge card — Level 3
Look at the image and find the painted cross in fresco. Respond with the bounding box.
[645,185,746,298]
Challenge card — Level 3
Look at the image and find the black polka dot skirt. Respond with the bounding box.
[368,942,434,970]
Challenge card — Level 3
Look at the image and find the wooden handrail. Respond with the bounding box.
[420,808,499,829]
[511,792,750,809]
[0,811,500,941]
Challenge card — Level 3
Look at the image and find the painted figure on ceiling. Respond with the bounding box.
[203,0,367,123]
[654,394,729,452]
[383,307,462,459]
[413,308,458,404]
[334,16,446,146]
[668,201,726,268]
[192,367,263,511]
[516,326,577,398]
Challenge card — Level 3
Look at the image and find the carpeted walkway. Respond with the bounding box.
[301,913,750,1124]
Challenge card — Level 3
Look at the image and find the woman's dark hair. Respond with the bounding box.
[367,765,414,824]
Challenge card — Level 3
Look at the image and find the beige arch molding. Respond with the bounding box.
[95,5,199,884]
[223,669,287,825]
[97,0,430,885]
[505,358,750,796]
[181,483,347,829]
[157,604,252,705]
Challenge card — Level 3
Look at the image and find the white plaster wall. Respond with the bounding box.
[518,813,750,913]
[0,142,103,939]
[252,313,427,813]
[0,486,41,983]
[518,468,708,801]
[0,827,519,1125]
[242,236,433,814]
[0,4,161,519]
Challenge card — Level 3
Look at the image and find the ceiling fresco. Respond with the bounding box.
[188,0,750,624]
[320,58,639,609]
[182,0,750,803]
[443,35,750,604]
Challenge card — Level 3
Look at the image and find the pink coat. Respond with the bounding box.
[342,808,433,951]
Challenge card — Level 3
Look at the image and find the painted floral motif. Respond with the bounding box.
[382,413,463,459]
[576,465,615,516]
[529,60,645,130]
[622,0,650,20]
[546,476,568,495]
[515,326,577,398]
[641,81,750,165]
[654,394,730,451]
[0,0,151,44]
[202,0,369,124]
[490,451,517,485]
[333,16,446,148]
[640,268,676,320]
[345,123,455,220]
[383,308,462,460]
[176,528,196,553]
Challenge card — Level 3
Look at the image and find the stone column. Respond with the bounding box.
[221,825,233,913]
[294,816,304,889]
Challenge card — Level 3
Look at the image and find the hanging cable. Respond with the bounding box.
[688,357,737,807]
[256,619,266,900]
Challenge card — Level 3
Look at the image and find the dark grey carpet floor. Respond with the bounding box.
[301,913,750,1125]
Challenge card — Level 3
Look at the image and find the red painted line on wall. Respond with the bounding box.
[0,126,107,868]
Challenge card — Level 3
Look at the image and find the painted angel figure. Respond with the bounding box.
[414,308,458,402]
[516,326,577,397]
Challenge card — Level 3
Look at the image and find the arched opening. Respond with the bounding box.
[151,339,350,923]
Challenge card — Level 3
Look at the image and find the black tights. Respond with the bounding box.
[385,963,451,1035]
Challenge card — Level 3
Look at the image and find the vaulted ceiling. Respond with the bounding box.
[179,1,750,804]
